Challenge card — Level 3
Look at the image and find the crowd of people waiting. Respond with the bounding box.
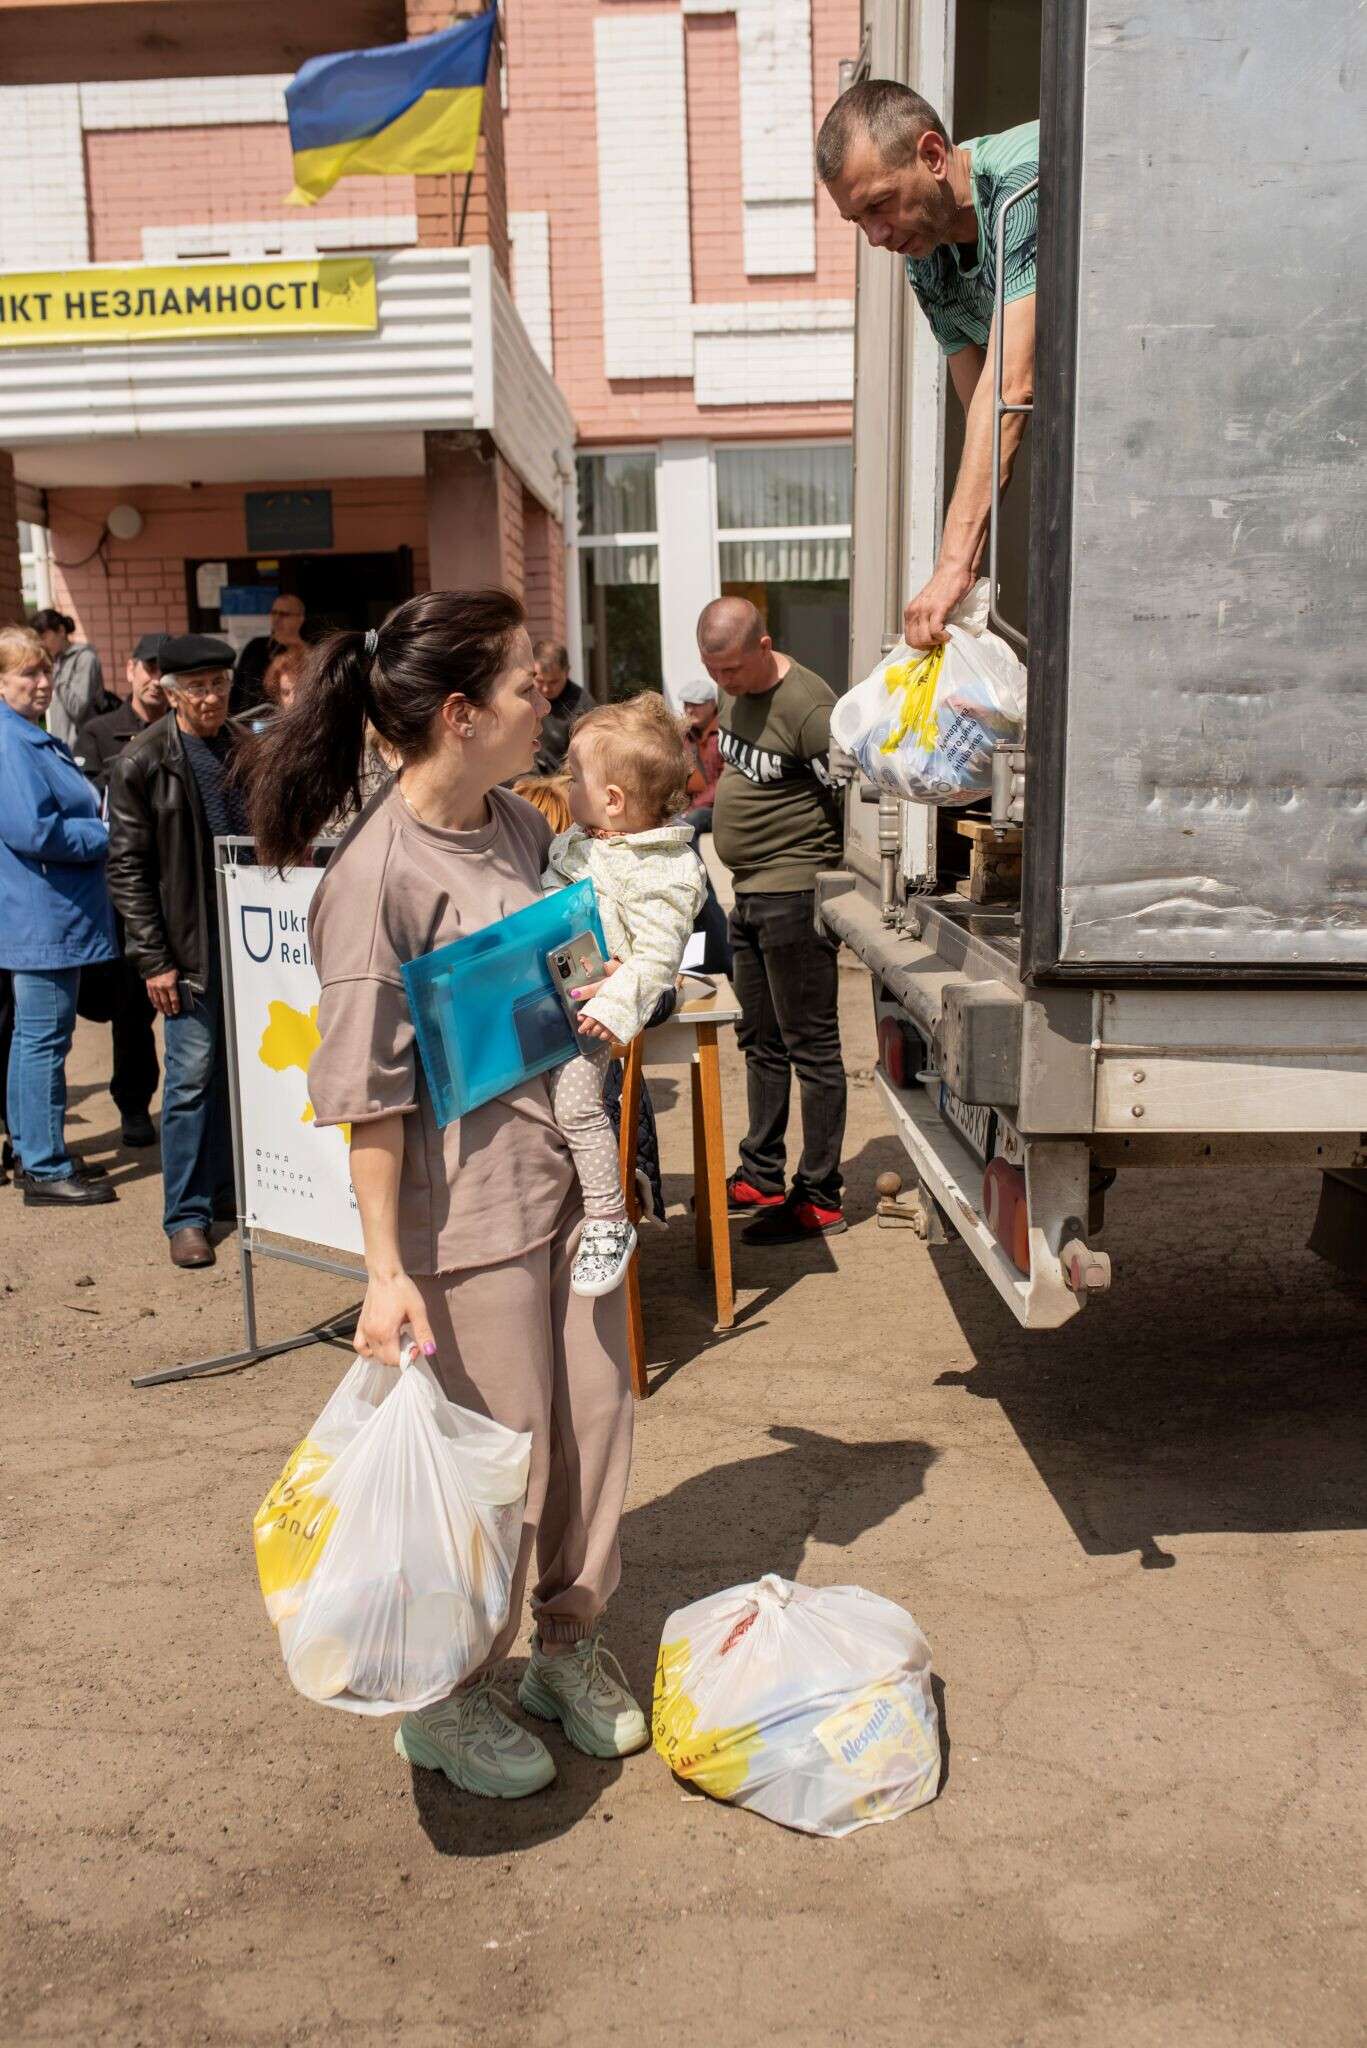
[0,587,850,1276]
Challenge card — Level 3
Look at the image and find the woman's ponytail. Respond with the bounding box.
[244,588,525,870]
[246,629,373,869]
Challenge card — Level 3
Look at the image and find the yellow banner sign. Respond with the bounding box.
[0,258,378,348]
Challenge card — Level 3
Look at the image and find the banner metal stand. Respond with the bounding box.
[133,837,365,1390]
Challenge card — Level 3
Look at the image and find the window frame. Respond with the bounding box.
[711,437,853,560]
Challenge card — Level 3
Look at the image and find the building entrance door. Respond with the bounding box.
[185,549,414,641]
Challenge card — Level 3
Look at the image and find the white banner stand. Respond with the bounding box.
[134,837,366,1389]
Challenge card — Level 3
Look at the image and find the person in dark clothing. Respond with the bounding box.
[231,593,307,714]
[531,639,587,773]
[698,595,852,1246]
[108,635,244,1269]
[74,632,167,793]
[72,632,168,1147]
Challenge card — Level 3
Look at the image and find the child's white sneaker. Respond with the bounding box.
[571,1218,637,1297]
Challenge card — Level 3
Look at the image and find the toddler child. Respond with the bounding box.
[541,694,707,1297]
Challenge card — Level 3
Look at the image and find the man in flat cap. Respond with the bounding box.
[108,635,245,1268]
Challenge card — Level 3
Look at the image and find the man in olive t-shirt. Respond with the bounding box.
[699,596,847,1244]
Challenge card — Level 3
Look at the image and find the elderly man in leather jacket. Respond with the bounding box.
[107,635,245,1270]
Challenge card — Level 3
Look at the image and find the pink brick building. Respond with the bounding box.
[503,0,857,695]
[0,0,857,701]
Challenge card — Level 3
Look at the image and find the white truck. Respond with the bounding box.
[819,0,1367,1326]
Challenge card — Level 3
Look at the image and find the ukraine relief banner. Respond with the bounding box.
[0,258,377,349]
[223,861,363,1257]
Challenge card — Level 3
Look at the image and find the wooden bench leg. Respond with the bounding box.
[695,1024,734,1330]
[691,1057,711,1272]
[617,1037,648,1399]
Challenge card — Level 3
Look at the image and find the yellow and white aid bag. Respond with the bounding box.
[253,1351,531,1716]
[652,1575,940,1837]
[831,577,1026,806]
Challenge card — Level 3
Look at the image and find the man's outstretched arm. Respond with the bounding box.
[903,292,1035,648]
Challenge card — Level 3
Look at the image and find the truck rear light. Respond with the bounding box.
[983,1157,1029,1273]
[877,1015,915,1088]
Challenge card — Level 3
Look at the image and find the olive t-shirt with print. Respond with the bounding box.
[711,659,843,895]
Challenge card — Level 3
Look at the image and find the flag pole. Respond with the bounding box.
[456,0,496,245]
[456,165,476,243]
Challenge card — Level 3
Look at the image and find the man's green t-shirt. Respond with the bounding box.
[711,659,843,895]
[905,119,1038,355]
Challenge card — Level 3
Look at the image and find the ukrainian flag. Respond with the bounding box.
[286,11,496,205]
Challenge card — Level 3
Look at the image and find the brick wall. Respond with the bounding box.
[85,127,414,260]
[47,476,430,680]
[503,0,856,444]
[0,453,24,625]
[496,455,525,600]
[410,1,510,279]
[521,491,566,644]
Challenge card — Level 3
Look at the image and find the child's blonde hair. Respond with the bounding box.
[572,692,692,826]
[513,773,573,834]
[0,625,51,679]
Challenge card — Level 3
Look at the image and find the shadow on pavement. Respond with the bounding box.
[411,1424,940,1858]
[929,1172,1367,1567]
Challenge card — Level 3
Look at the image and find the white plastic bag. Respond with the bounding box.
[652,1574,940,1837]
[831,577,1026,805]
[253,1353,531,1716]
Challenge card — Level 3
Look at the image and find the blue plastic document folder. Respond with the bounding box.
[401,881,608,1127]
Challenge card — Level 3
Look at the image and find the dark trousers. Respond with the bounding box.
[684,821,733,975]
[728,888,846,1208]
[110,959,159,1121]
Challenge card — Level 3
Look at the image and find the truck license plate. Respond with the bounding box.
[938,1082,996,1164]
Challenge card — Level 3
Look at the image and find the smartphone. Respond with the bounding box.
[545,931,608,1037]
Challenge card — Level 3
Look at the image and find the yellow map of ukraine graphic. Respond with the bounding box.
[257,1000,350,1142]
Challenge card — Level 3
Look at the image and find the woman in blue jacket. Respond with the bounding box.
[0,627,118,1206]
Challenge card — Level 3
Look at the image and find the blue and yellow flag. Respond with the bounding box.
[286,11,496,206]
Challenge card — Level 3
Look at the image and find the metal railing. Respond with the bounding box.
[987,175,1038,656]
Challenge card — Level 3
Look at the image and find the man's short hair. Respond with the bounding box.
[532,638,569,671]
[815,78,950,186]
[697,596,764,656]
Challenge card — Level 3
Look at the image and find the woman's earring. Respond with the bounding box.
[459,723,474,738]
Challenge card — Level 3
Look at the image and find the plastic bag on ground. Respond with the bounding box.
[652,1574,940,1837]
[831,577,1026,806]
[253,1353,531,1716]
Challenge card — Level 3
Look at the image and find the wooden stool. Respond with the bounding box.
[614,978,742,1397]
[954,816,1023,904]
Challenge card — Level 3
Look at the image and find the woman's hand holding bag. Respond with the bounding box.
[354,1273,437,1365]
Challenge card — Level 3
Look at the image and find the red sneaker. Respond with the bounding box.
[741,1195,848,1245]
[725,1173,786,1215]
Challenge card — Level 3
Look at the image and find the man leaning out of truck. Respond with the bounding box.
[817,80,1037,649]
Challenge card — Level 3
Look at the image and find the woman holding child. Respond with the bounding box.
[247,589,699,1803]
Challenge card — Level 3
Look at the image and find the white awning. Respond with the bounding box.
[0,247,574,513]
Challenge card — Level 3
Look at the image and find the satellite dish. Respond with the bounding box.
[106,503,143,541]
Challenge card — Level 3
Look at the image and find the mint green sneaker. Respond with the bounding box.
[394,1678,556,1799]
[518,1633,649,1759]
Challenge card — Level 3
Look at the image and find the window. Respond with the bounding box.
[17,521,53,615]
[716,444,852,686]
[575,453,662,701]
